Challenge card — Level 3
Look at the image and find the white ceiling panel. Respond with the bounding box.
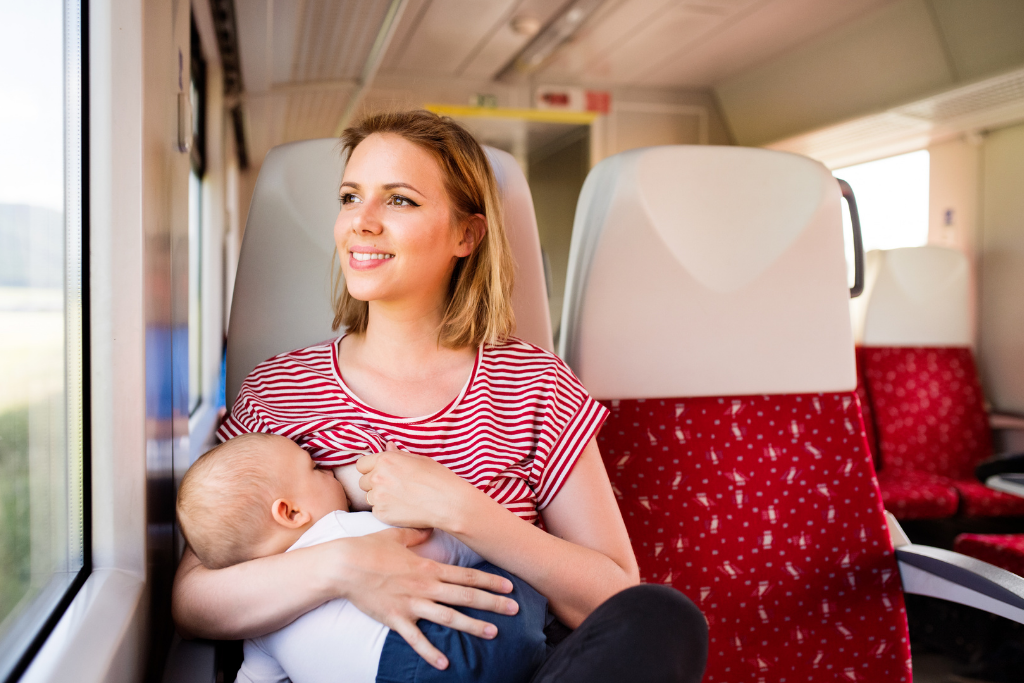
[289,0,392,82]
[380,0,432,72]
[236,0,271,92]
[637,0,894,87]
[584,4,734,83]
[458,0,570,80]
[538,0,677,83]
[391,0,524,76]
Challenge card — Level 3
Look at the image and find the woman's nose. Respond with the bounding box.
[352,203,384,235]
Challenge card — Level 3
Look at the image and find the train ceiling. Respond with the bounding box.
[231,0,1024,164]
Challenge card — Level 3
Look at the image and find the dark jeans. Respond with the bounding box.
[376,564,708,683]
[376,562,549,683]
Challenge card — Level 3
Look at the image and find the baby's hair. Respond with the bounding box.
[176,432,280,569]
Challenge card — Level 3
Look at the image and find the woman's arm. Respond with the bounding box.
[172,527,518,668]
[359,439,640,628]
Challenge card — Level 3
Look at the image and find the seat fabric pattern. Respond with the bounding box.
[854,348,881,470]
[954,534,1024,576]
[875,470,959,520]
[864,347,991,481]
[598,393,911,682]
[948,480,1024,517]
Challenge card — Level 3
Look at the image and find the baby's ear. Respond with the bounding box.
[270,498,312,528]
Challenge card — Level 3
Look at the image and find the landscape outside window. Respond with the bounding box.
[0,0,86,676]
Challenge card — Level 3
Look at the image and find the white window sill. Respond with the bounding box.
[20,569,146,683]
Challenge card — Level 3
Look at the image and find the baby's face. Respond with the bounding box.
[270,437,349,521]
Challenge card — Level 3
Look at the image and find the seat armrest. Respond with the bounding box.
[990,413,1024,430]
[976,452,1024,482]
[897,545,1024,624]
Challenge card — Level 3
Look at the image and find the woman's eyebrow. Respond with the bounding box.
[383,182,423,195]
[339,181,423,196]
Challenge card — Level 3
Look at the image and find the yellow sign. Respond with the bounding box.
[424,104,599,126]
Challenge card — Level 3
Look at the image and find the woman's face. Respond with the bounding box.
[334,133,478,311]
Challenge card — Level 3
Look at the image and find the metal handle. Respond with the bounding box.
[837,178,864,298]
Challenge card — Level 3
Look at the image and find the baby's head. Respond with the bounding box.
[177,433,348,569]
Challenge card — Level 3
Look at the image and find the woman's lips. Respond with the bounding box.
[348,251,394,270]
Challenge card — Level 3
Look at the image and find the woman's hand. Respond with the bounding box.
[357,442,485,530]
[339,526,519,670]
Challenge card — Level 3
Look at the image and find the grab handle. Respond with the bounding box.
[837,178,864,298]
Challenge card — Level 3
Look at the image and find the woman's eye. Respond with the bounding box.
[388,194,419,207]
[339,193,360,205]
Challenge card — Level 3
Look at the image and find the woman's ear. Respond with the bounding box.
[270,498,313,529]
[455,214,487,258]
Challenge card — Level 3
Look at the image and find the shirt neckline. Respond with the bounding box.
[330,334,483,425]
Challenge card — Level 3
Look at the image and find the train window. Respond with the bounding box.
[834,149,930,284]
[188,23,206,416]
[0,0,88,678]
[188,170,203,415]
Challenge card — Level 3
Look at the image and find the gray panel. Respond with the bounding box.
[226,139,346,408]
[979,123,1024,414]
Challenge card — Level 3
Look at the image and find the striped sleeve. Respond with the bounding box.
[217,384,273,441]
[533,358,609,510]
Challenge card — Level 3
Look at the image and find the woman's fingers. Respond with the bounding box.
[355,452,378,475]
[437,563,514,595]
[412,598,500,640]
[427,580,519,616]
[388,618,449,671]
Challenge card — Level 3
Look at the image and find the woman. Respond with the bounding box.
[172,110,707,682]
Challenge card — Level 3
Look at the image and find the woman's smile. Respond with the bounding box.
[349,247,396,270]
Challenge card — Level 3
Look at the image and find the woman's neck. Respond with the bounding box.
[358,300,452,377]
[343,297,476,385]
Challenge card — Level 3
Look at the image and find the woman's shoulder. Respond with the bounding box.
[244,338,340,384]
[482,337,579,382]
[486,336,564,364]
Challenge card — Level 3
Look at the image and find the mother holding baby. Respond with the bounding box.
[172,110,707,682]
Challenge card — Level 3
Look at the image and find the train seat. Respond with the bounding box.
[225,138,552,407]
[855,346,960,520]
[558,144,1024,680]
[954,534,1024,577]
[855,246,1024,519]
[559,145,913,680]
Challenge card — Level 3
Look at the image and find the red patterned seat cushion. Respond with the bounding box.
[954,534,1024,576]
[598,393,911,682]
[875,470,959,520]
[864,347,991,481]
[855,347,881,470]
[949,480,1024,517]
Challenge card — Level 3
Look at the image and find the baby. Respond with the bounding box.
[176,432,549,683]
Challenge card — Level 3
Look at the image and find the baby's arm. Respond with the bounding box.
[235,639,290,683]
[414,530,484,568]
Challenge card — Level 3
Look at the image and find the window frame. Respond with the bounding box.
[1,0,92,679]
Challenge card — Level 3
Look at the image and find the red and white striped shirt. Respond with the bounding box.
[218,337,607,524]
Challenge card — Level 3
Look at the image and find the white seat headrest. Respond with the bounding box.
[559,145,855,400]
[226,139,551,408]
[855,246,972,347]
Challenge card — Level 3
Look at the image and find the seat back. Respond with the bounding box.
[226,139,552,407]
[561,146,910,681]
[855,246,989,479]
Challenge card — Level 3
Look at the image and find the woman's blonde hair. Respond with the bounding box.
[332,110,515,348]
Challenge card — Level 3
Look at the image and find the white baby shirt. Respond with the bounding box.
[235,511,483,683]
